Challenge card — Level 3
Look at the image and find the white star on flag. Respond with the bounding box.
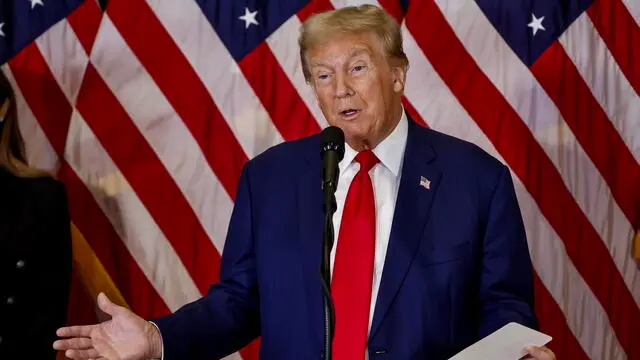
[527,13,546,36]
[0,23,5,37]
[239,7,259,29]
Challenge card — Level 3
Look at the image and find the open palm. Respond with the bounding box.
[54,293,160,360]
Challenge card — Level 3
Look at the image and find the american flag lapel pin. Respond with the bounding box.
[419,176,431,190]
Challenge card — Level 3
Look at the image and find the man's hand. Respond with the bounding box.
[53,293,163,360]
[523,345,556,360]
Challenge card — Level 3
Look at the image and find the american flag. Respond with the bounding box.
[1,0,638,359]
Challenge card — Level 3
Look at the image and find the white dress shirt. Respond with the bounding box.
[330,110,408,332]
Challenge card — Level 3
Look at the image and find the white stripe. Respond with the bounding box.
[35,19,88,105]
[514,176,626,360]
[619,0,640,26]
[145,0,283,158]
[399,21,626,359]
[435,0,640,308]
[267,15,328,129]
[89,15,233,257]
[3,65,60,173]
[31,19,202,311]
[65,108,201,311]
[560,12,640,163]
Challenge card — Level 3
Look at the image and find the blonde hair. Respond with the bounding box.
[0,71,49,178]
[298,4,409,82]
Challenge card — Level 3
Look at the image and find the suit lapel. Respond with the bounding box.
[369,119,442,339]
[297,137,325,348]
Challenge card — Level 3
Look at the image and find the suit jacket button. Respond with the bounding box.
[16,260,25,269]
[6,297,15,305]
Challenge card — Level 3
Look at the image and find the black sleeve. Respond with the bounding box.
[31,181,73,359]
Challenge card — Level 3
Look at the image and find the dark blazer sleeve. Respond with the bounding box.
[477,164,538,337]
[153,163,261,360]
[27,180,73,359]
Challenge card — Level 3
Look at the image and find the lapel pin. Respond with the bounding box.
[419,176,431,190]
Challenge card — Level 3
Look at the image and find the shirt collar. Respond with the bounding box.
[339,108,408,177]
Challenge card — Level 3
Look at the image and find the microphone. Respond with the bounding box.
[320,126,345,202]
[319,126,344,360]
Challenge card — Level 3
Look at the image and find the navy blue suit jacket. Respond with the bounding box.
[154,116,537,359]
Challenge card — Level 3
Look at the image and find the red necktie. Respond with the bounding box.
[332,150,379,360]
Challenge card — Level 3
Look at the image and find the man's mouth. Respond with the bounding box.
[339,109,361,119]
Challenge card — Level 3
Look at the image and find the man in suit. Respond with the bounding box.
[54,5,555,360]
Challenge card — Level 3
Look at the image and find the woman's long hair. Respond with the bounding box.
[0,70,48,178]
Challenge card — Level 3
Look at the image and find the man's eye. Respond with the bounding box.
[353,65,366,72]
[318,74,329,80]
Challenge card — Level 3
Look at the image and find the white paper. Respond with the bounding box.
[448,322,552,360]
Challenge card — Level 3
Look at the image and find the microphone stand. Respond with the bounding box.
[321,181,337,360]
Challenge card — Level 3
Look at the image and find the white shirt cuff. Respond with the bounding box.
[148,321,164,360]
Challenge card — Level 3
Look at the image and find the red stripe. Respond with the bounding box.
[75,64,222,295]
[8,45,168,318]
[297,0,335,23]
[587,0,640,95]
[58,162,170,319]
[8,45,72,155]
[531,43,640,231]
[401,97,428,127]
[377,0,404,24]
[533,275,590,360]
[404,1,640,357]
[66,0,103,54]
[106,0,247,200]
[239,42,321,141]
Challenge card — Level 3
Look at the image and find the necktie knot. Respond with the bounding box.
[355,150,380,173]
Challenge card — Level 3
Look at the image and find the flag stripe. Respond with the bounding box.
[434,0,640,307]
[65,0,103,55]
[267,15,327,129]
[239,41,322,140]
[587,0,640,96]
[145,0,283,159]
[377,0,404,23]
[60,161,170,318]
[107,0,247,200]
[89,13,234,260]
[396,20,617,360]
[297,0,335,21]
[64,109,202,311]
[531,43,640,231]
[560,13,640,163]
[4,54,171,319]
[8,46,72,156]
[3,65,59,173]
[532,274,590,360]
[516,175,626,360]
[619,0,640,25]
[404,0,640,356]
[75,59,218,294]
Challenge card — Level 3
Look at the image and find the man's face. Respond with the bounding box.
[307,31,405,150]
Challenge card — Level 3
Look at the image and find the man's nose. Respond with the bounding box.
[334,73,354,98]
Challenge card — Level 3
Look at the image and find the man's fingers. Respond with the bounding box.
[57,325,96,338]
[524,345,555,360]
[64,348,100,360]
[53,337,94,350]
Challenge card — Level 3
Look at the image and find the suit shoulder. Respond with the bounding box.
[425,127,505,175]
[244,134,319,174]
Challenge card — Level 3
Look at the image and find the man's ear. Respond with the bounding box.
[391,64,407,93]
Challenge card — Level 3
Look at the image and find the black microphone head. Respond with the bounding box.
[320,126,345,161]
